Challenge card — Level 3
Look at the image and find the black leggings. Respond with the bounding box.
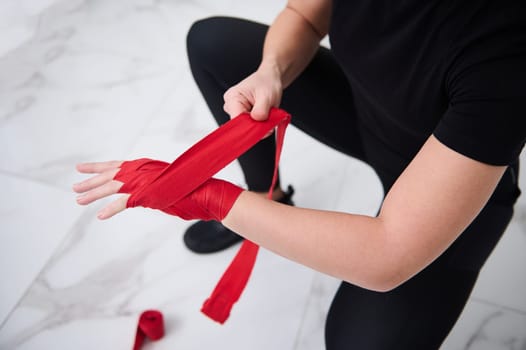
[186,17,519,349]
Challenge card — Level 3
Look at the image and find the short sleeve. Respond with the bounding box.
[434,56,526,166]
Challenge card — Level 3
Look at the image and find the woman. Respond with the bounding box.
[74,1,525,348]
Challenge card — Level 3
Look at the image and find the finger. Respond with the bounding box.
[76,160,123,174]
[73,168,119,193]
[250,94,271,121]
[224,99,251,119]
[97,195,129,220]
[224,105,250,119]
[224,91,252,118]
[76,180,123,205]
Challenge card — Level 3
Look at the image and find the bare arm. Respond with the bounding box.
[223,0,332,120]
[223,135,507,292]
[261,0,332,88]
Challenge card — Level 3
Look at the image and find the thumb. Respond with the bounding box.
[250,96,272,121]
[97,194,129,220]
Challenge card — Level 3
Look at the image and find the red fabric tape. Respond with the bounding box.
[116,108,291,323]
[133,310,164,350]
[201,108,290,323]
[126,108,290,210]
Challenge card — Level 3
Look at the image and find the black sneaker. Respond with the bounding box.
[183,186,295,253]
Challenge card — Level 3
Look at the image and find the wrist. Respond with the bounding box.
[257,59,285,87]
[214,180,244,221]
[221,189,247,227]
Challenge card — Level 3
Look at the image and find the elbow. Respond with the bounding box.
[354,218,418,292]
[342,249,414,293]
[355,270,408,293]
[367,273,408,293]
[339,216,421,292]
[372,258,412,292]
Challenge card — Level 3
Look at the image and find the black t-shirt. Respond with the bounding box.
[329,0,526,166]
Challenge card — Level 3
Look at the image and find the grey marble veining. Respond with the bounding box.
[1,215,167,349]
[512,204,526,235]
[444,301,526,350]
[293,273,340,350]
[465,311,525,350]
[0,0,187,190]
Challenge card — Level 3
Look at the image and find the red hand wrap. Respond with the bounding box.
[116,159,243,221]
[167,178,243,221]
[116,159,168,196]
[114,108,291,323]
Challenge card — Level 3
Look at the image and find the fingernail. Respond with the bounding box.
[97,211,106,220]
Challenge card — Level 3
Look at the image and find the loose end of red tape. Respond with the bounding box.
[200,297,232,324]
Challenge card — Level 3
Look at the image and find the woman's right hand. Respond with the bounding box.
[223,62,284,122]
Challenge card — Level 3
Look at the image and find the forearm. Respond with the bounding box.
[222,136,506,293]
[222,191,396,292]
[259,3,330,88]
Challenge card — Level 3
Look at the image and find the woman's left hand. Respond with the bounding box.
[73,160,129,220]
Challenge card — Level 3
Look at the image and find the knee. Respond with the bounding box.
[186,17,234,65]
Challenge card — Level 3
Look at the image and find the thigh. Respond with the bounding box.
[325,264,479,350]
[282,47,365,160]
[324,177,518,349]
[187,16,366,161]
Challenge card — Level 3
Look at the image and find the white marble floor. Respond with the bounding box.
[0,1,525,349]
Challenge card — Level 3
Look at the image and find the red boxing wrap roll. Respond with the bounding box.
[133,310,164,350]
[114,108,291,323]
